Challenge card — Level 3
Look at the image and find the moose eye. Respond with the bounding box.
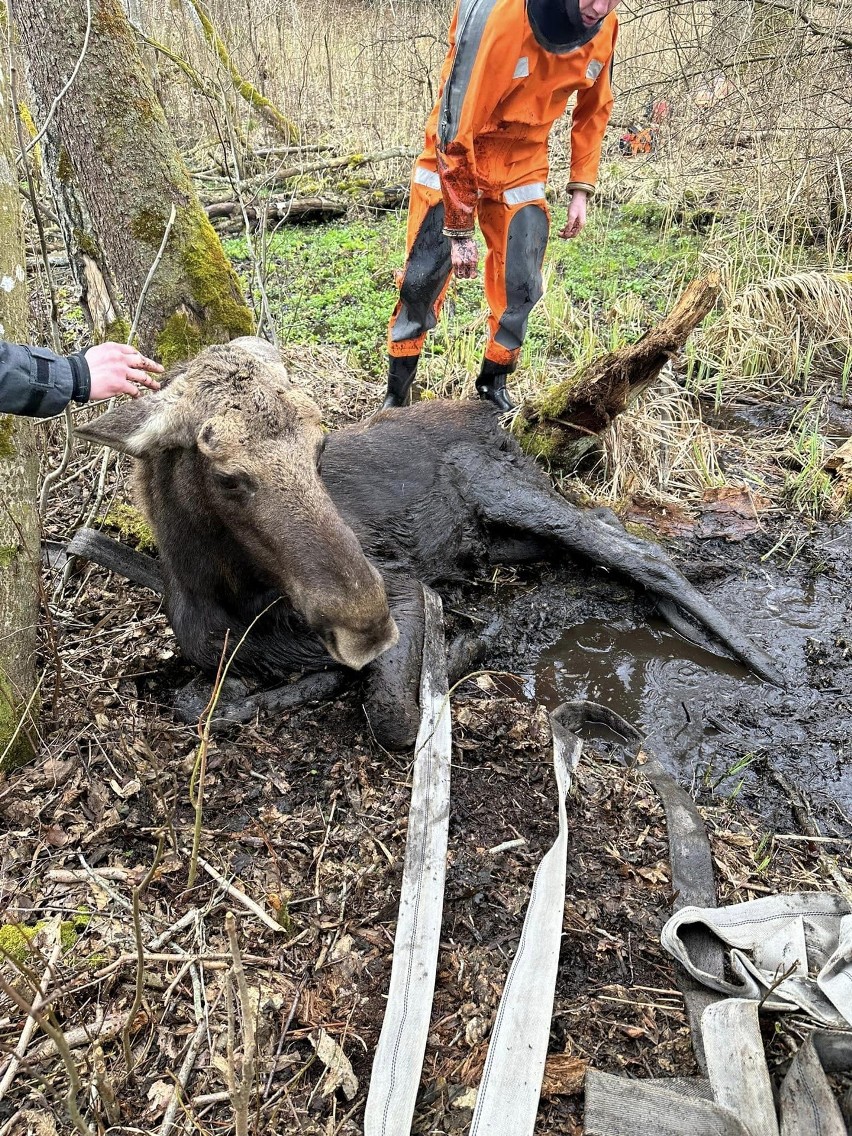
[213,470,253,495]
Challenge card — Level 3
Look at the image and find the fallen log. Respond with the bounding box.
[512,273,721,467]
[206,196,347,233]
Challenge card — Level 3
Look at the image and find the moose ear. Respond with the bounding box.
[75,381,192,456]
[228,336,282,366]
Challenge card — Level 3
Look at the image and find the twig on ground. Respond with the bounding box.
[28,1010,133,1064]
[224,912,258,1136]
[314,797,338,916]
[149,907,201,951]
[189,632,230,889]
[157,989,207,1136]
[0,972,94,1136]
[123,834,166,1070]
[197,857,286,934]
[91,1043,119,1125]
[76,854,133,912]
[46,867,134,883]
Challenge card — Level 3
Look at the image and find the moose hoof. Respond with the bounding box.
[173,675,253,725]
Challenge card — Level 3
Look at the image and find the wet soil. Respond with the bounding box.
[470,519,852,836]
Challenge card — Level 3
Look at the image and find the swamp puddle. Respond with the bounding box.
[520,570,852,827]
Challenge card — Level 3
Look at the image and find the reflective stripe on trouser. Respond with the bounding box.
[480,189,549,368]
[388,172,549,365]
[388,171,452,358]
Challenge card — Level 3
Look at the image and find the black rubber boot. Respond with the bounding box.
[382,355,420,410]
[475,359,516,412]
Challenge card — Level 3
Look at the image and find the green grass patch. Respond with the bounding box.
[224,204,702,379]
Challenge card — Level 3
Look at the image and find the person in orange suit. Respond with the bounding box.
[384,0,622,412]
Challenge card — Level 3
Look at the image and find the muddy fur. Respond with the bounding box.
[75,340,781,750]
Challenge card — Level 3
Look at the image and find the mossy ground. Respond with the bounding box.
[0,671,35,773]
[225,204,701,379]
[102,501,156,552]
[0,912,90,966]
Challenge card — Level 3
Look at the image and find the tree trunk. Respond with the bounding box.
[512,274,722,467]
[13,0,254,365]
[0,49,40,771]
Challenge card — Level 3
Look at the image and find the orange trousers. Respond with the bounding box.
[387,160,550,370]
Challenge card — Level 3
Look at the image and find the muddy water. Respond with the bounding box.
[521,565,852,828]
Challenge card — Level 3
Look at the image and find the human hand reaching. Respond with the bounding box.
[86,342,164,401]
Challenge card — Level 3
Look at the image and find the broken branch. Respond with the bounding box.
[512,273,722,467]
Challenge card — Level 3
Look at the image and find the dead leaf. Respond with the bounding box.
[696,485,770,541]
[541,1054,587,1097]
[145,1079,174,1117]
[7,1110,59,1136]
[309,1029,358,1100]
[452,1087,479,1109]
[618,1024,646,1039]
[42,824,68,848]
[109,777,142,799]
[624,498,695,538]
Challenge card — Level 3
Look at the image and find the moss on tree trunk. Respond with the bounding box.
[0,51,39,772]
[15,0,253,364]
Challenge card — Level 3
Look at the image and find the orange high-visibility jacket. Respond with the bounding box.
[424,0,618,235]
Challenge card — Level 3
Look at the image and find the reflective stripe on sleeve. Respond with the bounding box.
[414,165,442,191]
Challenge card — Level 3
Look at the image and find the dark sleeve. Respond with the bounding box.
[0,341,91,418]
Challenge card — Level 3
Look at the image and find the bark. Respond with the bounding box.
[0,48,39,771]
[512,274,722,468]
[14,0,254,364]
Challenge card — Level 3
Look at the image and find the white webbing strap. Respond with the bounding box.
[702,1000,779,1136]
[363,586,451,1136]
[470,704,582,1135]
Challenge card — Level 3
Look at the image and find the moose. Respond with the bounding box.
[74,337,780,749]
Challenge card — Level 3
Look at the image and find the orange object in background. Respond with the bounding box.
[619,125,655,156]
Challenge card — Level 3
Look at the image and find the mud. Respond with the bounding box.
[456,519,852,835]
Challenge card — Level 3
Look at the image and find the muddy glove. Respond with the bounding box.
[450,236,479,279]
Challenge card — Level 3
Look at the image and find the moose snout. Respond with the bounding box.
[319,612,400,670]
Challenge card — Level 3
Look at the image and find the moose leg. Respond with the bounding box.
[67,527,164,593]
[361,577,426,750]
[448,447,784,685]
[173,670,349,727]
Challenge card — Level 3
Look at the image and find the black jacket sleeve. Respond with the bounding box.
[0,341,91,418]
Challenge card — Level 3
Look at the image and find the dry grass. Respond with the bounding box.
[696,266,852,400]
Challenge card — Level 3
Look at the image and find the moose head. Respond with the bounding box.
[76,338,398,671]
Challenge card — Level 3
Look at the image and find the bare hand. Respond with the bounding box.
[85,342,164,401]
[559,190,588,240]
[450,236,479,279]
